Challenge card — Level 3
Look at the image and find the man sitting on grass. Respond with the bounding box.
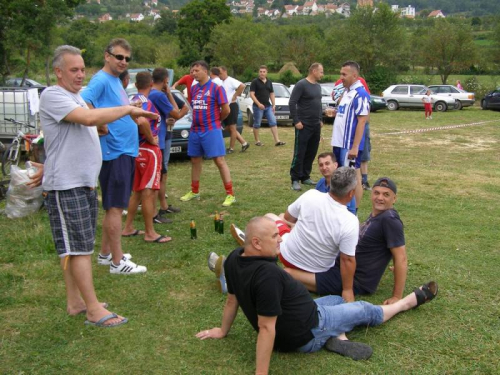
[198,216,438,374]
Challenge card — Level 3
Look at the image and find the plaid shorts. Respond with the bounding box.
[45,188,98,257]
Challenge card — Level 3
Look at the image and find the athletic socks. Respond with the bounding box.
[191,180,200,194]
[362,174,368,184]
[224,181,234,196]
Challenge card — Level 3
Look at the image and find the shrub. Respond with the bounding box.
[279,70,302,86]
[365,66,397,94]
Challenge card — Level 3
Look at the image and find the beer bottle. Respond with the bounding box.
[219,214,224,234]
[214,211,220,232]
[190,219,197,239]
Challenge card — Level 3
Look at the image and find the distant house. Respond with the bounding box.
[130,13,144,22]
[358,0,373,7]
[336,3,350,17]
[400,5,415,18]
[284,5,298,16]
[428,10,445,18]
[98,13,112,23]
[325,4,338,14]
[303,1,318,14]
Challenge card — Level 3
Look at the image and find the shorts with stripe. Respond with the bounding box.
[134,142,162,191]
[45,188,98,258]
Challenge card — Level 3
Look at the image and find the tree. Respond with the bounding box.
[207,17,270,75]
[419,19,477,84]
[154,10,178,35]
[177,0,231,66]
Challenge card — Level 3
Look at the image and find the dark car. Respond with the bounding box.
[481,89,500,110]
[4,78,46,94]
[370,95,387,112]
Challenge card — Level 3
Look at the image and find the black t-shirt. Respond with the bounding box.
[353,209,405,293]
[225,248,318,352]
[250,78,274,107]
[289,79,322,126]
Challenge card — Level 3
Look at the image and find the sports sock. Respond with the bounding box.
[362,174,368,184]
[224,181,234,196]
[191,180,200,194]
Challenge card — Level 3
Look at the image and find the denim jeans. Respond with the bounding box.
[297,295,383,353]
[252,104,277,128]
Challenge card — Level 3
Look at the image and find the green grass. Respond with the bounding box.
[1,106,500,374]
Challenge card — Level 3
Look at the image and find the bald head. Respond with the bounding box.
[244,216,281,257]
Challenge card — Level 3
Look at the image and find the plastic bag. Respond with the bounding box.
[5,164,44,219]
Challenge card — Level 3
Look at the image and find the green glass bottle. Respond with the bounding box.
[190,219,197,239]
[218,214,224,234]
[214,211,220,232]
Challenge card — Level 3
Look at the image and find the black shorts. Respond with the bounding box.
[99,154,135,210]
[45,188,98,257]
[223,102,239,127]
[315,264,367,296]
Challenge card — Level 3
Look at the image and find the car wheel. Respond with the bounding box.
[434,101,447,112]
[247,110,254,127]
[387,101,398,111]
[454,100,463,110]
[481,100,487,110]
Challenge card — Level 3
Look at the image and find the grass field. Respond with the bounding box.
[1,106,500,374]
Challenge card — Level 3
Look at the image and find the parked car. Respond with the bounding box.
[481,88,500,110]
[135,89,243,156]
[370,95,387,112]
[4,78,46,94]
[238,82,292,126]
[428,85,475,110]
[382,85,456,112]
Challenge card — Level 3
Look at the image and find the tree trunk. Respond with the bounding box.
[21,47,31,86]
[45,55,51,87]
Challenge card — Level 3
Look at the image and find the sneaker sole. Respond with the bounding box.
[230,224,245,246]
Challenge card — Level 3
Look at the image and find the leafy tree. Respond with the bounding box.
[207,18,269,75]
[154,10,178,35]
[419,19,477,83]
[177,0,231,66]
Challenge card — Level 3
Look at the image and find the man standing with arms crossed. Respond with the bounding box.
[249,66,285,147]
[81,38,147,274]
[330,61,370,212]
[40,45,158,326]
[219,66,249,154]
[289,63,324,191]
[180,60,236,207]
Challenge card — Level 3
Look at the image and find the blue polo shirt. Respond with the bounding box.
[316,177,357,215]
[81,70,138,160]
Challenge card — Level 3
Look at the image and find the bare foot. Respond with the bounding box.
[122,229,145,237]
[86,306,126,326]
[68,302,108,316]
[144,234,172,243]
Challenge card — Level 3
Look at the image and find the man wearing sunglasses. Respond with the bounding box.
[82,38,147,275]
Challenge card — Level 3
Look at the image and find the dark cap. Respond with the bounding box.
[373,177,397,194]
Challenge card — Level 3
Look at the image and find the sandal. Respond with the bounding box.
[413,281,438,308]
[84,313,128,328]
[275,141,286,146]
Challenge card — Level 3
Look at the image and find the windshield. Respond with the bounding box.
[321,86,332,96]
[273,84,290,98]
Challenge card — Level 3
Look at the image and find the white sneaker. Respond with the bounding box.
[110,257,147,274]
[97,253,132,266]
[207,252,219,272]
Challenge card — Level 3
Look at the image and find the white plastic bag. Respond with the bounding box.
[5,164,44,219]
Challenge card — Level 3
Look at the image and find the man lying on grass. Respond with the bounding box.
[197,216,437,374]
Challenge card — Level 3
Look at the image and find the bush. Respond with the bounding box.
[365,66,397,95]
[464,76,498,99]
[279,70,302,86]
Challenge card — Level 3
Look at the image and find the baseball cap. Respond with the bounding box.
[373,177,397,194]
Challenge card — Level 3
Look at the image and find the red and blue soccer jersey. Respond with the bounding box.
[132,94,161,144]
[190,79,228,133]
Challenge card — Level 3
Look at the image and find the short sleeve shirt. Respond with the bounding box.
[131,94,161,144]
[177,74,195,102]
[39,86,102,190]
[331,80,370,150]
[190,79,228,132]
[250,78,273,107]
[222,76,242,103]
[81,70,138,160]
[315,178,357,215]
[148,89,173,149]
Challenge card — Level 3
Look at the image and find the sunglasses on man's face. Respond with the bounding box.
[108,51,131,63]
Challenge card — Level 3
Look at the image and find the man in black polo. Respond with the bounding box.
[249,65,285,147]
[289,62,324,191]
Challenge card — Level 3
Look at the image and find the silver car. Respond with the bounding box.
[428,85,475,110]
[382,84,456,112]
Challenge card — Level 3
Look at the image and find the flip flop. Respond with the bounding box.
[145,235,172,243]
[255,141,263,146]
[84,313,128,328]
[74,302,109,316]
[122,230,145,237]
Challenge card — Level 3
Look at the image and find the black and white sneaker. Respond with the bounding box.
[153,214,173,224]
[159,205,181,214]
[110,257,147,274]
[97,253,132,266]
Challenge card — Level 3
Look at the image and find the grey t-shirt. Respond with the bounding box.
[39,86,102,190]
[289,78,322,126]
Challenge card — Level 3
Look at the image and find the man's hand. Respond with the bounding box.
[258,103,265,110]
[196,328,226,340]
[295,122,304,130]
[342,289,355,303]
[26,162,44,188]
[130,107,160,121]
[97,124,108,136]
[272,105,275,113]
[347,144,359,159]
[383,296,401,305]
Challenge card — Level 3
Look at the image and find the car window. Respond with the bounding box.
[391,86,408,94]
[449,87,460,93]
[410,86,425,95]
[438,87,451,94]
[273,84,290,98]
[321,86,331,96]
[429,87,438,94]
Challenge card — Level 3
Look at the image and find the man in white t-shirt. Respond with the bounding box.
[219,66,249,153]
[266,167,359,302]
